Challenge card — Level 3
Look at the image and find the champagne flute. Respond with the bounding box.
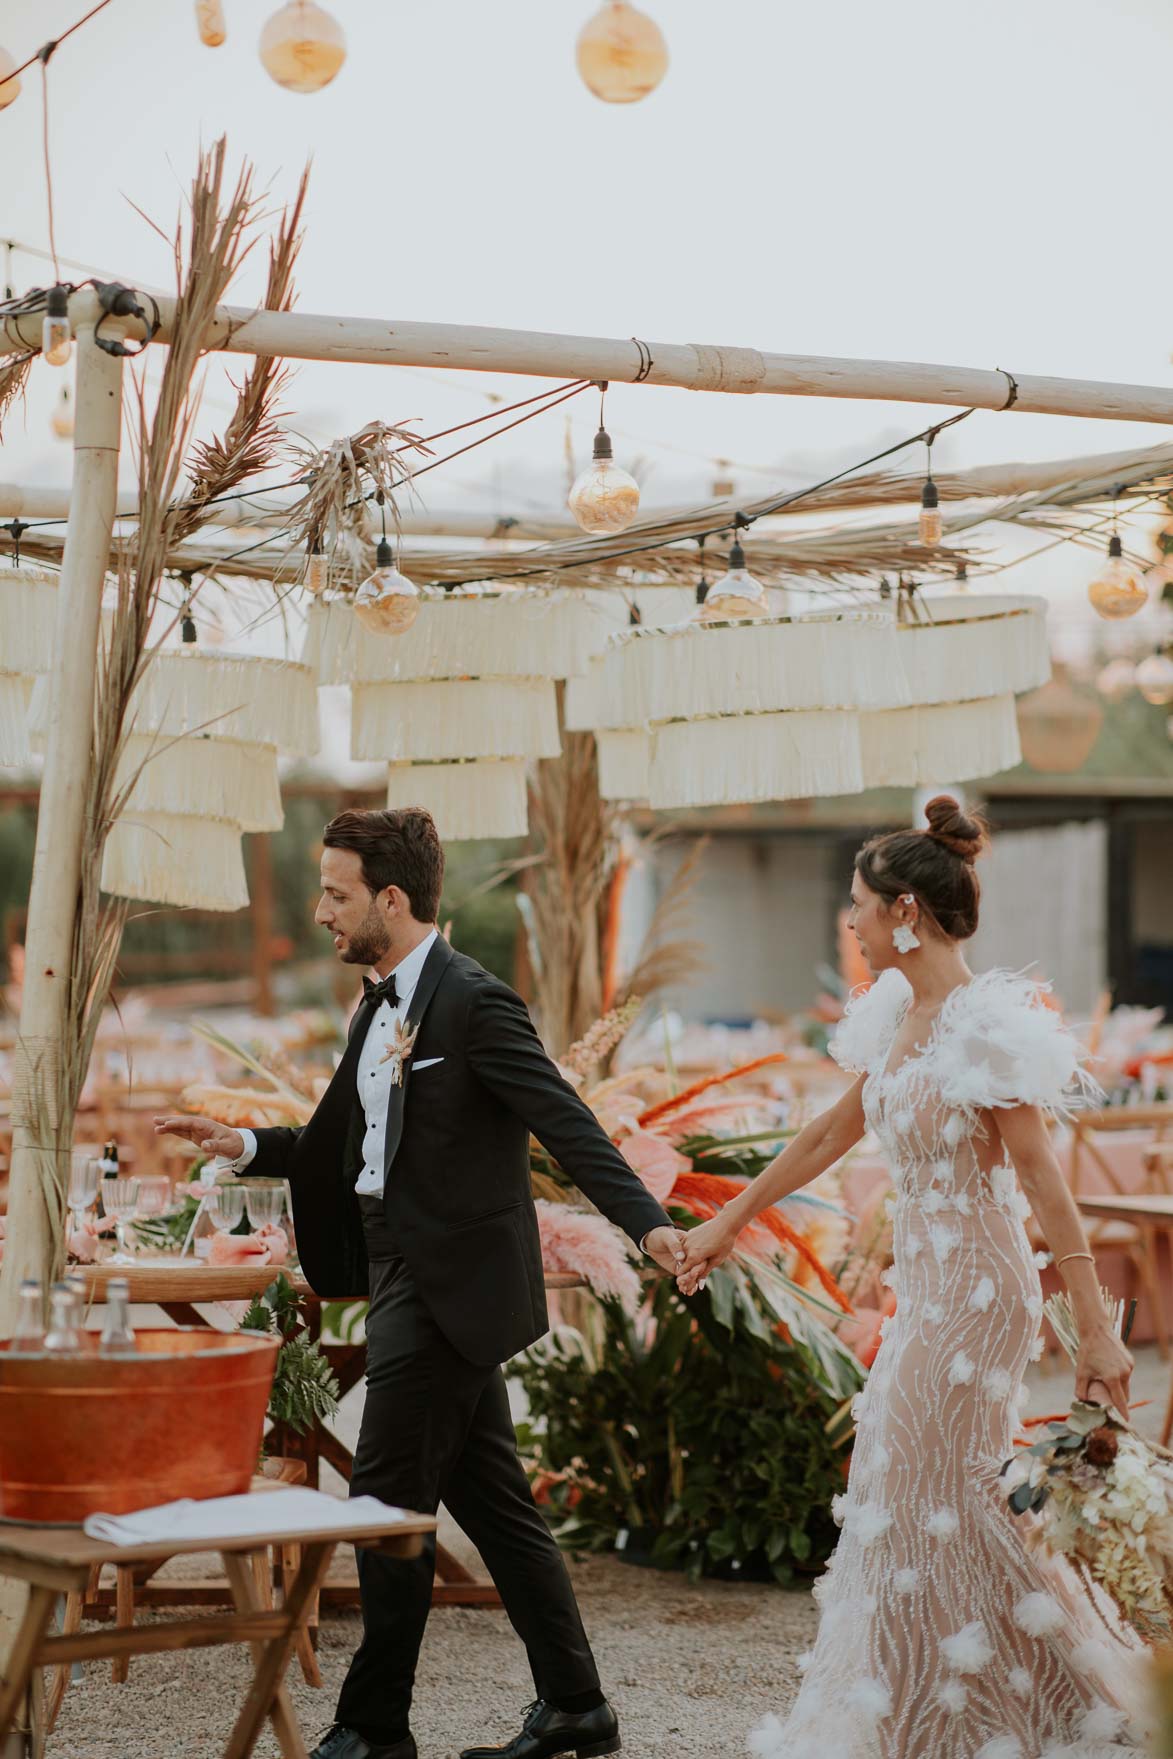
[67,1154,102,1238]
[243,1184,285,1232]
[103,1177,141,1265]
[207,1184,245,1233]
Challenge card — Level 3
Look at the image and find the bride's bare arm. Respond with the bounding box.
[676,1076,867,1293]
[995,1105,1133,1416]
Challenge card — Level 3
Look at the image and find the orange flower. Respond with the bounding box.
[636,1054,788,1129]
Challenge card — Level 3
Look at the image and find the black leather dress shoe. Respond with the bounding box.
[310,1726,417,1759]
[460,1699,621,1759]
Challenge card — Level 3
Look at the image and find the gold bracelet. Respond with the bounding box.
[1055,1250,1095,1270]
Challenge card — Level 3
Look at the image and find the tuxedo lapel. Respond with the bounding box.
[383,934,454,1178]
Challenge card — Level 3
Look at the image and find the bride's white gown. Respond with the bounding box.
[752,968,1149,1759]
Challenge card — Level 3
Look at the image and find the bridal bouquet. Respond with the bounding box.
[1001,1289,1173,1639]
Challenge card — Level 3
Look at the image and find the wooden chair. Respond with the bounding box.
[1068,1106,1173,1358]
[46,1459,321,1731]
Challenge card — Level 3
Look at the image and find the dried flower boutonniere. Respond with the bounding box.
[380,1019,419,1087]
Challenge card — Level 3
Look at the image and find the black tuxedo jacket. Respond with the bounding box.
[246,936,672,1365]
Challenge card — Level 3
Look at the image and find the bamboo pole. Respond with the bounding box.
[0,326,122,1324]
[6,291,1173,425]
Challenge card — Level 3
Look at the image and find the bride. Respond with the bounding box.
[677,797,1146,1759]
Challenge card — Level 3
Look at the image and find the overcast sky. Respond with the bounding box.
[3,0,1173,631]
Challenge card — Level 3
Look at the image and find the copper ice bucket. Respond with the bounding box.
[0,1327,279,1523]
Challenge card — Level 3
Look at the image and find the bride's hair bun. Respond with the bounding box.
[923,795,988,866]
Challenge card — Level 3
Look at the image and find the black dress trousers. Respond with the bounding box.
[334,1250,600,1742]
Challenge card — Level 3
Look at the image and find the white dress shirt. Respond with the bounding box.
[232,929,438,1197]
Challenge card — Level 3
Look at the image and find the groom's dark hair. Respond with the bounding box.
[323,807,445,921]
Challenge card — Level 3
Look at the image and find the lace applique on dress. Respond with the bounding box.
[751,969,1146,1759]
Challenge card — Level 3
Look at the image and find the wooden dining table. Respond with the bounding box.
[1076,1193,1173,1444]
[0,1506,435,1759]
[79,1260,584,1611]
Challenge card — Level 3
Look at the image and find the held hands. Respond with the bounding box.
[153,1114,245,1163]
[643,1226,689,1279]
[1076,1324,1134,1420]
[675,1214,738,1297]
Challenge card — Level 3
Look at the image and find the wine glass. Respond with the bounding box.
[103,1178,141,1265]
[136,1174,172,1220]
[243,1184,285,1232]
[67,1154,102,1237]
[207,1184,245,1233]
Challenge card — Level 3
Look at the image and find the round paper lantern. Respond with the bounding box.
[259,0,346,93]
[576,1,668,104]
[1135,652,1173,707]
[1096,657,1135,702]
[1016,671,1103,774]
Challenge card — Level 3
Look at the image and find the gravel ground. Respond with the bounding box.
[49,1344,1170,1759]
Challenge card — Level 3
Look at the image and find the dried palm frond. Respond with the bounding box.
[0,353,32,440]
[524,696,616,1055]
[173,166,310,543]
[614,837,707,1010]
[289,419,434,588]
[26,142,291,1277]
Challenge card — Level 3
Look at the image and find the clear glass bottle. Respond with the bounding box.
[99,1277,137,1353]
[43,1282,81,1353]
[11,1279,44,1353]
[65,1271,89,1338]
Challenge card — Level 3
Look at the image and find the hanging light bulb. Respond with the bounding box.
[576,0,668,104]
[50,383,73,440]
[695,524,768,622]
[195,0,227,46]
[42,286,71,367]
[1097,656,1136,702]
[568,386,641,534]
[953,561,969,591]
[304,537,328,595]
[259,0,346,92]
[1088,533,1147,621]
[918,476,942,547]
[0,45,20,110]
[1136,650,1173,707]
[354,492,420,634]
[695,535,710,606]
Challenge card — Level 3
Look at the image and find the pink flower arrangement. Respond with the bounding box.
[616,1125,691,1202]
[534,1200,642,1311]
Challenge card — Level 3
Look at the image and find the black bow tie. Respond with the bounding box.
[363,972,400,1009]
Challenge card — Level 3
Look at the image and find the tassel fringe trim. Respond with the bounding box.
[101,812,250,911]
[386,759,530,839]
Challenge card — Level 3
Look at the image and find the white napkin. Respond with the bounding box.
[84,1489,407,1547]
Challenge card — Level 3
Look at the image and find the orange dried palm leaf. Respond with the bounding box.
[670,1169,852,1314]
[636,1054,788,1128]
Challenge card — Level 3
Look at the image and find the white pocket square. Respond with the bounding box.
[412,1057,445,1071]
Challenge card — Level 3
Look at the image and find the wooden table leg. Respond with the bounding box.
[221,1543,332,1759]
[45,1582,87,1732]
[0,1585,58,1742]
[281,1544,322,1688]
[111,1563,135,1683]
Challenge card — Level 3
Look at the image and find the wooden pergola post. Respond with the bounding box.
[0,327,123,1331]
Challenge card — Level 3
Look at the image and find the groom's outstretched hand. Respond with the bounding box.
[153,1114,246,1162]
[643,1225,689,1280]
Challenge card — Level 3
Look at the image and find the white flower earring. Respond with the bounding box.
[893,895,921,954]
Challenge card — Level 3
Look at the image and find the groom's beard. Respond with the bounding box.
[336,901,392,968]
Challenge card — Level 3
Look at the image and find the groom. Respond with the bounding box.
[157,807,684,1759]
